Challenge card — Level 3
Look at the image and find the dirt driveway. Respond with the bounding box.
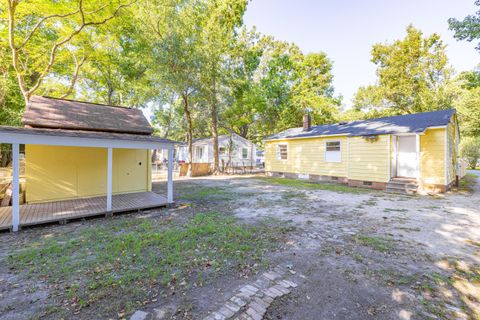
[0,173,478,319]
[171,174,480,319]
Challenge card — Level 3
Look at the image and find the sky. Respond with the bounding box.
[243,0,480,107]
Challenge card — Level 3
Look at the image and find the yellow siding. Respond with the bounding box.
[348,135,390,182]
[420,128,445,185]
[265,137,348,177]
[26,145,149,203]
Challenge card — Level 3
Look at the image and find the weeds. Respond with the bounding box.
[8,213,287,317]
[258,177,369,194]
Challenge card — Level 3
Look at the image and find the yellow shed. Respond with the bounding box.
[264,110,460,194]
[0,96,176,232]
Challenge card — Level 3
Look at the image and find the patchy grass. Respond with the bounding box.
[361,199,377,206]
[180,186,235,201]
[257,177,369,194]
[7,213,288,318]
[281,190,308,201]
[383,208,408,213]
[417,259,480,319]
[457,173,478,192]
[355,235,395,253]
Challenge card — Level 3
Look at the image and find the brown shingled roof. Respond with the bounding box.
[22,96,153,135]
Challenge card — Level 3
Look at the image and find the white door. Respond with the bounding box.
[397,136,418,178]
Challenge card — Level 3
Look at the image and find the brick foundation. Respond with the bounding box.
[347,179,387,190]
[266,171,454,193]
[418,179,455,194]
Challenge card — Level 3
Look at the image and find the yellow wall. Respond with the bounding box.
[265,136,348,177]
[265,125,457,187]
[420,128,445,185]
[25,145,150,203]
[348,135,390,182]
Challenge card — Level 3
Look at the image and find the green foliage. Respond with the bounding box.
[2,0,135,105]
[448,0,480,52]
[257,177,369,194]
[355,235,395,253]
[354,25,453,114]
[460,136,480,169]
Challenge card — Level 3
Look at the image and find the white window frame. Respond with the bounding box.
[241,147,249,159]
[195,145,204,161]
[325,140,341,163]
[277,144,288,160]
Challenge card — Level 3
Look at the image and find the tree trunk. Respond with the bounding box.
[182,92,194,177]
[210,69,220,174]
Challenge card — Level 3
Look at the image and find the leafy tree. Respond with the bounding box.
[449,70,480,137]
[460,136,480,169]
[291,52,340,125]
[137,0,207,176]
[197,0,248,174]
[0,41,23,125]
[222,28,266,140]
[449,1,480,52]
[354,25,452,114]
[2,0,135,105]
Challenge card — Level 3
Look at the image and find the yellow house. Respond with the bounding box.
[0,96,176,232]
[264,110,460,194]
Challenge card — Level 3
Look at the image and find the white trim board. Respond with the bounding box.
[0,132,174,150]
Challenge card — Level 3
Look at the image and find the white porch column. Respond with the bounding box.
[416,134,421,180]
[167,147,174,203]
[12,143,20,232]
[107,147,112,211]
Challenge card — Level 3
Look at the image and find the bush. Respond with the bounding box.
[461,137,480,169]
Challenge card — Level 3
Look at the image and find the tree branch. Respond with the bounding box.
[25,0,136,99]
[17,9,81,50]
[59,51,87,99]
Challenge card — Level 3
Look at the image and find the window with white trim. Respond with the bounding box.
[325,141,341,162]
[242,148,248,159]
[277,144,288,160]
[219,146,226,156]
[195,146,204,161]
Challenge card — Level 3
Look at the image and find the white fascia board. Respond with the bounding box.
[264,133,349,142]
[0,132,175,150]
[425,125,447,130]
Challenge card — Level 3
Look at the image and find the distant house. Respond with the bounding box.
[189,133,257,170]
[264,110,460,194]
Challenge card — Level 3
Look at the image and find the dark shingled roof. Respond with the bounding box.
[265,109,456,141]
[22,96,153,135]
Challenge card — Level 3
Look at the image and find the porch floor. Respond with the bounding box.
[0,192,168,231]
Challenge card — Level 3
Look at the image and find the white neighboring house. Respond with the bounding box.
[185,133,257,168]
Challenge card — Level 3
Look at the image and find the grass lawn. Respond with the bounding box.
[458,173,478,192]
[257,177,370,194]
[7,213,289,318]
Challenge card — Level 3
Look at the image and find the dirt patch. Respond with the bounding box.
[0,174,479,319]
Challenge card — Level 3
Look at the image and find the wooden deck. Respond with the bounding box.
[0,192,169,231]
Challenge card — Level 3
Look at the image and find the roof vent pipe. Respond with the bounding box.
[303,114,311,132]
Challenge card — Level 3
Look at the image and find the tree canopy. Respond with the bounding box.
[0,0,479,153]
[353,25,453,115]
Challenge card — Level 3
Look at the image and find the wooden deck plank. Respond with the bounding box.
[0,192,168,231]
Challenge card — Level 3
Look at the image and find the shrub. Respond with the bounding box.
[461,137,480,169]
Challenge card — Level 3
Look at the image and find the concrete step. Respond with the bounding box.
[387,181,418,189]
[386,177,418,195]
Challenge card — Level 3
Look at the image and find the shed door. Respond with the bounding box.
[397,136,418,178]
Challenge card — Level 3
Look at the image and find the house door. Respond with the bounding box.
[397,136,418,178]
